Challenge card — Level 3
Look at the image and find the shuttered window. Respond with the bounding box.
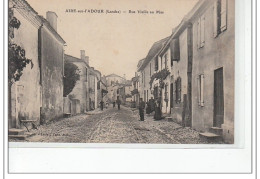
[155,58,158,71]
[198,74,204,106]
[201,15,205,47]
[197,15,205,49]
[220,0,227,32]
[175,77,181,103]
[197,18,201,49]
[213,0,227,37]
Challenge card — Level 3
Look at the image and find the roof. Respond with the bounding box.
[106,74,124,79]
[14,0,66,44]
[132,76,139,82]
[137,58,145,69]
[158,0,208,57]
[64,54,90,68]
[39,16,66,44]
[138,36,170,72]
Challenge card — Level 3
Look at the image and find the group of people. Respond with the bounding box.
[138,97,162,121]
[99,98,121,111]
[99,97,161,122]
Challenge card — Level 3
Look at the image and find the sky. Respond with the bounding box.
[26,0,198,79]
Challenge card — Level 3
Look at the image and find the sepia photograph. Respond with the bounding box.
[8,0,235,145]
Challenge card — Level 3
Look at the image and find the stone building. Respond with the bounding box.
[157,20,193,126]
[64,50,90,114]
[88,67,100,110]
[38,12,66,122]
[106,74,126,86]
[138,37,170,114]
[190,0,235,143]
[131,75,140,108]
[9,0,42,129]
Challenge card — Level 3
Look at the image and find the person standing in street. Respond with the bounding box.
[99,100,104,111]
[154,99,162,120]
[113,101,116,108]
[139,98,145,121]
[116,98,121,110]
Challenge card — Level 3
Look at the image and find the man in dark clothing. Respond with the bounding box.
[139,98,145,121]
[116,98,121,110]
[113,101,116,108]
[99,100,104,110]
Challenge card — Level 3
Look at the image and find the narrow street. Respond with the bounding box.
[17,106,218,144]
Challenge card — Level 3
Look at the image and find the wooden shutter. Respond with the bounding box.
[200,74,204,106]
[170,38,180,61]
[201,15,205,47]
[213,0,218,37]
[197,76,201,105]
[220,0,227,32]
[197,18,201,48]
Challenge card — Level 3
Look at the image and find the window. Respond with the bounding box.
[198,74,204,106]
[197,14,205,49]
[150,63,152,77]
[213,0,227,37]
[165,53,168,69]
[155,58,158,71]
[164,83,168,101]
[175,77,181,103]
[97,81,100,90]
[85,68,88,81]
[144,71,145,87]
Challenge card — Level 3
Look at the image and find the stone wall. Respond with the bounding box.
[40,27,64,121]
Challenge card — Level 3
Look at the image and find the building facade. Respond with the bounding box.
[9,0,42,128]
[64,50,90,114]
[190,0,235,143]
[39,12,66,122]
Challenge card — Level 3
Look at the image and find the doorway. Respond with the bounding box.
[213,67,224,128]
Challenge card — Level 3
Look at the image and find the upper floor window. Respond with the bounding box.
[85,68,88,81]
[150,63,152,77]
[213,0,227,37]
[165,53,169,69]
[197,14,205,49]
[155,58,158,71]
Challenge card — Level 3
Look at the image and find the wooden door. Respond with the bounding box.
[214,67,224,127]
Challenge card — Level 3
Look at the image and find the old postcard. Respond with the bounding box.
[8,0,235,145]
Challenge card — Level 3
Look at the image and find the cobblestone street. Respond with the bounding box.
[12,106,219,144]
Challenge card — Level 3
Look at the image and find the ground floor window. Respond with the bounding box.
[175,77,181,103]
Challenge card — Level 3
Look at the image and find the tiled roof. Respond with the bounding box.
[138,36,170,71]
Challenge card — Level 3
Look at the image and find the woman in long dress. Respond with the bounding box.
[154,100,161,120]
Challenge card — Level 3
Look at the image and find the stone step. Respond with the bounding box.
[165,117,174,122]
[199,132,222,142]
[63,113,71,118]
[8,135,27,140]
[209,127,223,136]
[8,128,25,135]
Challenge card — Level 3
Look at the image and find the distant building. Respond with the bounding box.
[64,50,90,114]
[106,74,126,86]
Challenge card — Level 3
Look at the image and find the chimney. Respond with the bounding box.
[80,50,89,65]
[46,11,58,31]
[80,50,85,60]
